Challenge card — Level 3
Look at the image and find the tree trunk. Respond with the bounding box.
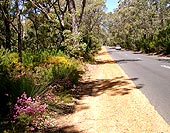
[1,1,11,50]
[16,0,22,63]
[18,11,22,63]
[72,13,78,34]
[4,15,11,50]
[67,0,78,34]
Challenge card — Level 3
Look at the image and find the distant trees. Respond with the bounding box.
[106,0,170,54]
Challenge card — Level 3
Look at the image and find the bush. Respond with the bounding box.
[37,61,80,92]
[0,46,81,131]
[82,33,101,56]
[61,30,88,58]
[11,93,48,131]
[156,24,170,54]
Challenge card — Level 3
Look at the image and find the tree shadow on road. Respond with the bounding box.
[115,59,141,64]
[157,58,170,63]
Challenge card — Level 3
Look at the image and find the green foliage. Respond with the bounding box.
[52,63,79,85]
[15,113,33,130]
[61,30,87,58]
[83,33,99,53]
[38,56,80,88]
[156,23,170,54]
[0,47,16,69]
[81,32,101,61]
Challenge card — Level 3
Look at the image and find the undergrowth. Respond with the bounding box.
[0,47,82,132]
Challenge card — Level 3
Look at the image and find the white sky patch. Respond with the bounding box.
[105,0,119,12]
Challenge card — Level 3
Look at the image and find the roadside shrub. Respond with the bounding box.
[0,63,12,120]
[82,33,101,61]
[38,63,79,91]
[0,74,48,119]
[22,50,50,68]
[61,30,87,58]
[156,24,170,54]
[39,54,80,85]
[47,56,68,65]
[0,47,18,75]
[11,93,48,131]
[0,46,81,131]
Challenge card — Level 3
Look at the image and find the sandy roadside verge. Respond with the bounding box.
[46,47,170,132]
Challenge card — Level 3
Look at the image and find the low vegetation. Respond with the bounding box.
[0,47,83,132]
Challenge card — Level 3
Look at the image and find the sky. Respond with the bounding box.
[105,0,119,12]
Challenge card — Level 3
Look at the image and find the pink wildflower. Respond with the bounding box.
[11,92,48,131]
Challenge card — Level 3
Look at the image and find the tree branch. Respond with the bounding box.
[52,4,65,31]
[58,0,68,13]
[28,0,51,20]
[79,0,86,25]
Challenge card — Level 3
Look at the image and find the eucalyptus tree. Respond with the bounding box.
[21,0,86,51]
[0,0,25,62]
[15,0,23,62]
[79,0,106,53]
[27,0,86,35]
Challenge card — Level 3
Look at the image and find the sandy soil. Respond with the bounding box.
[46,47,170,133]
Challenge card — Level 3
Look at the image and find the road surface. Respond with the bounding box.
[106,46,170,123]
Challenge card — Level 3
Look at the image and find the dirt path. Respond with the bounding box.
[46,47,170,132]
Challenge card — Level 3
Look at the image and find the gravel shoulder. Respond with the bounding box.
[46,47,170,132]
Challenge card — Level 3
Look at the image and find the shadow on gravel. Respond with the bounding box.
[48,104,75,115]
[42,55,141,132]
[97,51,108,56]
[42,125,79,133]
[77,76,136,98]
[95,60,116,64]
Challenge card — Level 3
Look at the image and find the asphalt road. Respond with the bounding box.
[106,46,170,124]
